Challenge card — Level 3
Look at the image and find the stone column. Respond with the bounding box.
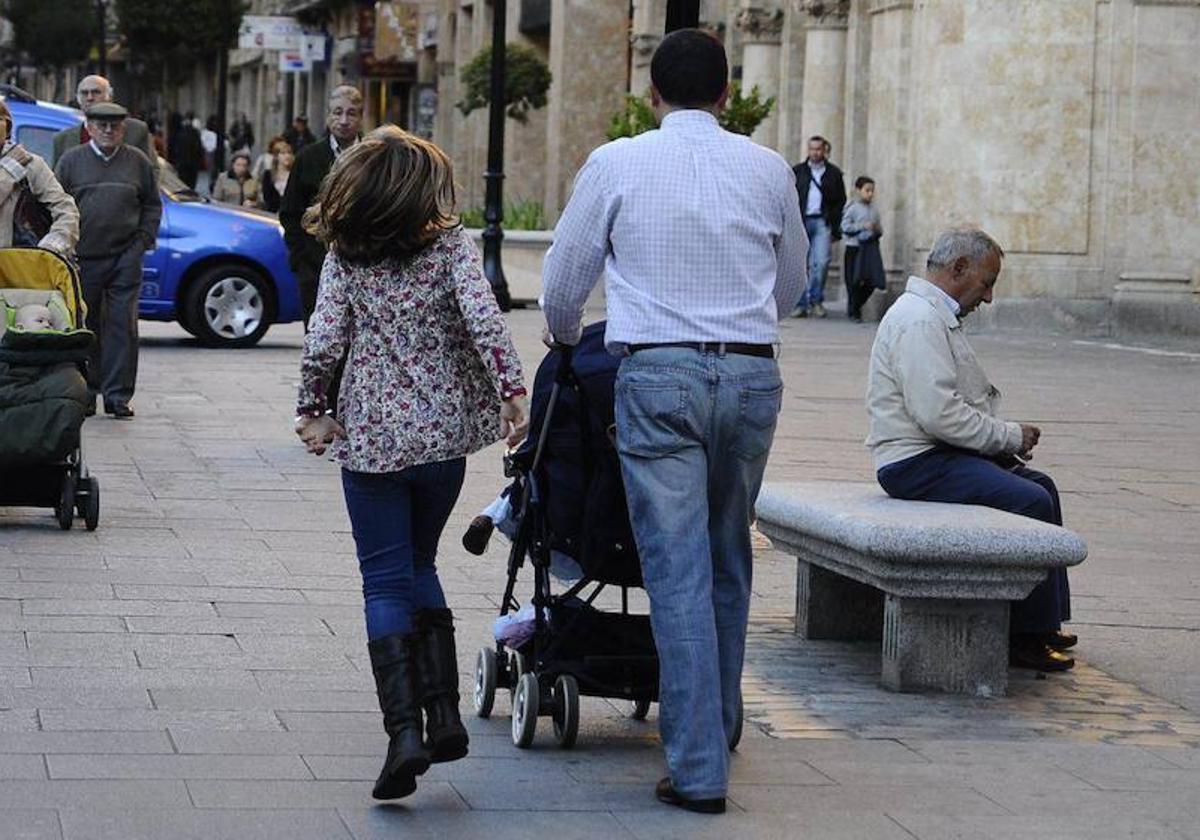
[735,3,785,149]
[798,0,849,160]
[629,0,667,96]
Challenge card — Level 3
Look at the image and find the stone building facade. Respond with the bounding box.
[427,0,1200,342]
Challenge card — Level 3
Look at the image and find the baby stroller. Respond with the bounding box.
[0,248,99,530]
[472,322,743,751]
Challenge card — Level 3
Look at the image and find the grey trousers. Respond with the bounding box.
[79,246,144,408]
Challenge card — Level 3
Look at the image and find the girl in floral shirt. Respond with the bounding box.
[294,126,527,801]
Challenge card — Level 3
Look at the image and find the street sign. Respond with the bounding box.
[278,51,311,73]
[239,15,323,53]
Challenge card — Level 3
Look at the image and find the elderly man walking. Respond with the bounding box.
[865,228,1074,672]
[541,30,806,813]
[55,103,161,419]
[51,76,158,178]
[279,86,364,328]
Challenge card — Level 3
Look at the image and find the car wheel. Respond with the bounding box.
[184,265,273,348]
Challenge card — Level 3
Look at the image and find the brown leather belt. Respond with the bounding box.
[628,342,775,359]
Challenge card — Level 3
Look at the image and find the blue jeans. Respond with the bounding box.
[797,216,831,309]
[877,446,1071,634]
[341,459,466,640]
[615,348,782,800]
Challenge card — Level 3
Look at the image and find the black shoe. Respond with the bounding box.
[655,778,726,814]
[413,609,469,764]
[368,635,430,799]
[104,402,135,419]
[84,403,96,418]
[1009,639,1075,672]
[461,515,495,556]
[1040,630,1078,651]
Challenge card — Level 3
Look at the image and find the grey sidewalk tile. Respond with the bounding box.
[150,688,377,712]
[1047,764,1200,792]
[0,687,151,710]
[26,632,239,656]
[39,709,285,732]
[726,784,1011,816]
[46,753,313,780]
[252,671,370,693]
[133,649,356,671]
[212,601,362,618]
[0,754,48,780]
[888,813,1189,840]
[20,599,217,618]
[185,779,464,810]
[170,730,382,756]
[4,617,127,635]
[0,649,138,669]
[613,810,912,840]
[276,711,381,732]
[306,753,568,784]
[113,585,305,604]
[0,780,190,808]
[30,667,258,691]
[978,788,1200,822]
[805,760,1095,791]
[57,808,352,840]
[337,809,635,840]
[0,710,46,732]
[1148,745,1200,769]
[0,731,174,754]
[451,779,665,812]
[0,666,32,687]
[16,567,207,586]
[0,810,62,840]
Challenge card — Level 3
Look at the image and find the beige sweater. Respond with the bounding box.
[865,276,1023,469]
[0,143,79,256]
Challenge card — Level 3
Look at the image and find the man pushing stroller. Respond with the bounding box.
[541,30,806,814]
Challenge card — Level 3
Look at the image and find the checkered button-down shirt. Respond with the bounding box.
[541,109,807,352]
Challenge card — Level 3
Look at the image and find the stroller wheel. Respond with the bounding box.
[552,675,580,749]
[57,473,77,530]
[80,476,100,532]
[512,672,539,748]
[474,647,498,719]
[629,699,652,721]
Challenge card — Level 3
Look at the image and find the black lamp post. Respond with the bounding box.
[482,0,512,311]
[665,0,700,32]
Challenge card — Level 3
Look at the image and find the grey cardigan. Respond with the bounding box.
[841,199,882,248]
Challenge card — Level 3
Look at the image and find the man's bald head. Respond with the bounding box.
[77,76,114,111]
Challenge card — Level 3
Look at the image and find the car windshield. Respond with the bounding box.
[159,162,204,203]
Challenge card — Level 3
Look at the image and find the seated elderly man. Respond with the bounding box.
[865,227,1074,672]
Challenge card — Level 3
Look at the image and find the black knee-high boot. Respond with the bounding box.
[413,609,469,763]
[368,634,430,799]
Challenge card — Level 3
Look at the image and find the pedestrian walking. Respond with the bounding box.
[283,115,316,153]
[258,142,294,214]
[167,113,204,191]
[541,29,806,814]
[210,152,261,208]
[229,112,254,155]
[0,99,79,255]
[866,227,1075,671]
[280,86,364,328]
[54,103,161,420]
[251,135,287,182]
[50,75,158,179]
[791,135,845,318]
[840,175,885,321]
[294,125,529,801]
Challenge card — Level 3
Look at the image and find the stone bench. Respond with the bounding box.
[755,481,1088,698]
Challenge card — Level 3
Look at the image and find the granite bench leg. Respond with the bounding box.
[795,560,884,640]
[881,595,1009,697]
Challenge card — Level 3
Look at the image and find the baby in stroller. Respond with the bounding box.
[13,303,54,332]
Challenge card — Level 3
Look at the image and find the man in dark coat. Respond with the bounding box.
[50,75,158,179]
[282,115,317,153]
[791,135,846,318]
[279,86,363,328]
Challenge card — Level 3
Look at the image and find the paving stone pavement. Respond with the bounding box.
[0,310,1197,840]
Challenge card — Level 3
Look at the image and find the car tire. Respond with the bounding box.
[184,265,273,348]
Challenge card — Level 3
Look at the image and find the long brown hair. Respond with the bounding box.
[303,125,458,265]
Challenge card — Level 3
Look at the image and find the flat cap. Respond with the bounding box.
[84,102,128,119]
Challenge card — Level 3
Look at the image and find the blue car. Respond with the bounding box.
[6,91,302,348]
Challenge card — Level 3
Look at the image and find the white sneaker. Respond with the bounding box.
[813,303,827,318]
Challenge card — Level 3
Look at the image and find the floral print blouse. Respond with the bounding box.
[297,227,526,474]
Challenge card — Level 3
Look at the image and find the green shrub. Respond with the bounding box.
[457,43,553,124]
[605,83,775,140]
[459,198,547,231]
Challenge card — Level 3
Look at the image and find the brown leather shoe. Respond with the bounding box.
[1010,640,1074,672]
[1040,630,1078,650]
[655,778,726,814]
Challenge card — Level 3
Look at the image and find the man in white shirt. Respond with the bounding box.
[542,29,806,814]
[865,227,1074,673]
